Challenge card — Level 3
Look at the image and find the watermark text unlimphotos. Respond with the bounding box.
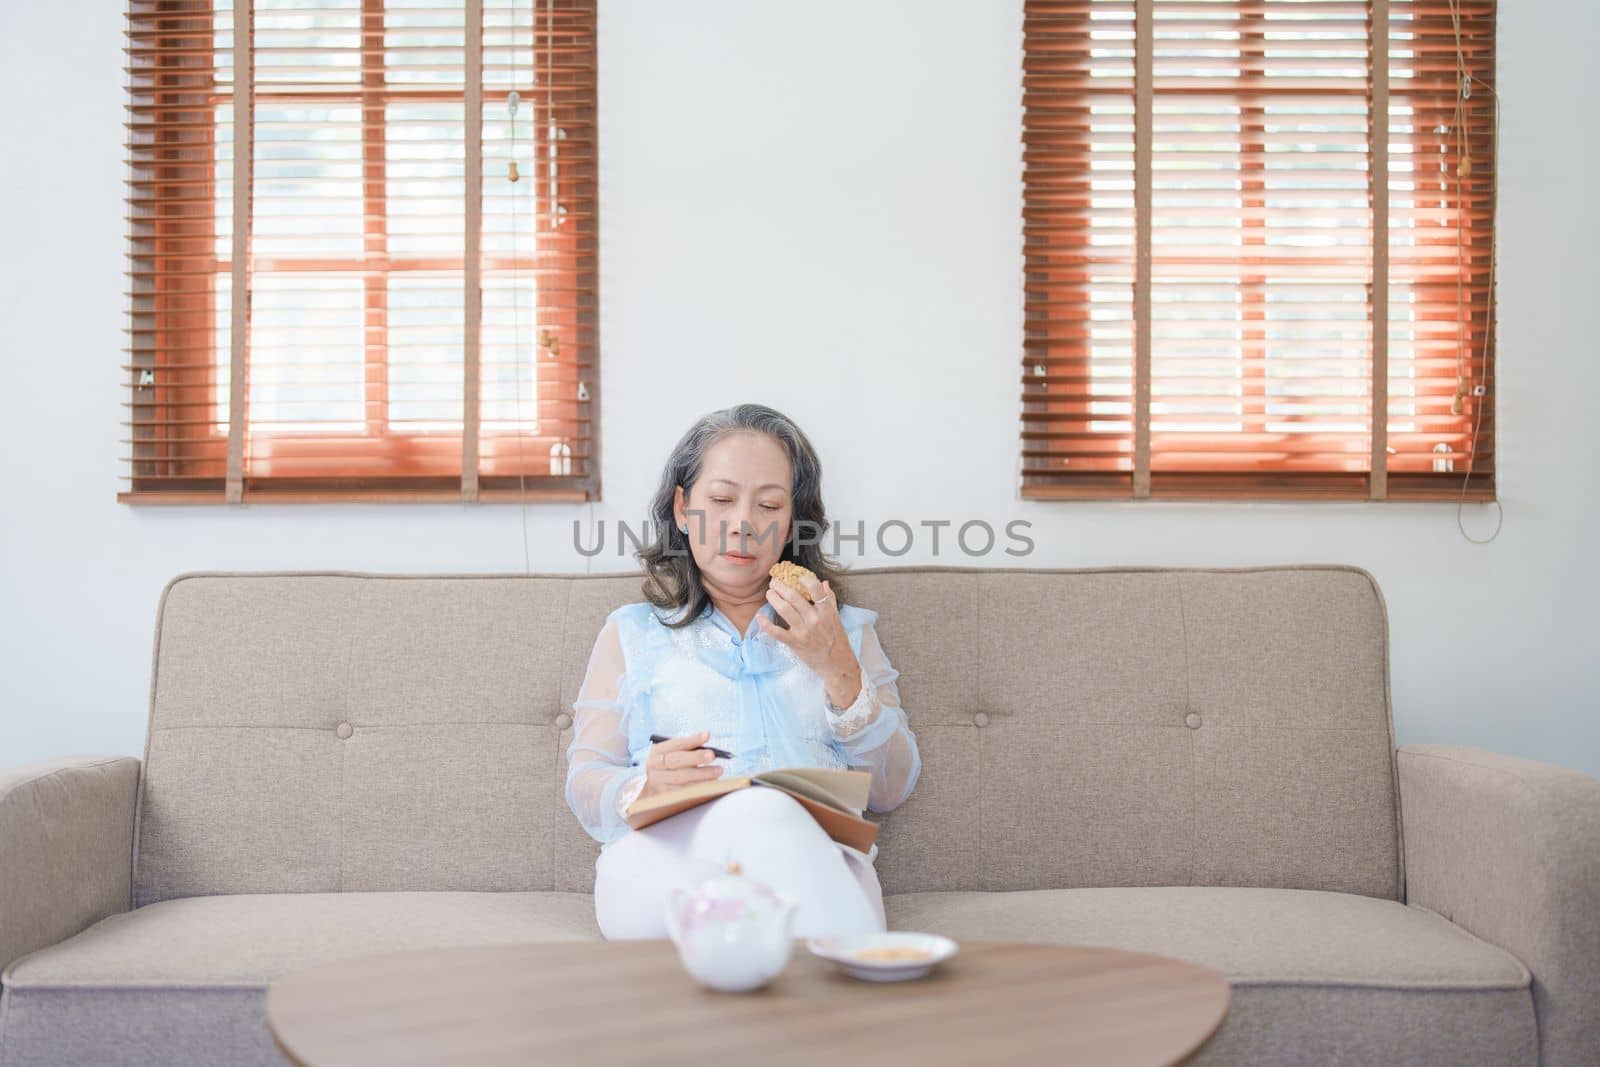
[573,515,1035,559]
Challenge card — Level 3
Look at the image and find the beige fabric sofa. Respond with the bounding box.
[2,566,1596,1066]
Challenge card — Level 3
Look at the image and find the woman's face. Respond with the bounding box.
[674,431,794,594]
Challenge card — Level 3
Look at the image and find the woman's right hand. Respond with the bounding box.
[639,730,724,801]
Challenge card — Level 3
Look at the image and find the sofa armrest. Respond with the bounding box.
[0,756,141,976]
[1398,744,1600,1067]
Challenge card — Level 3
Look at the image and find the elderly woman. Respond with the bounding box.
[565,403,921,939]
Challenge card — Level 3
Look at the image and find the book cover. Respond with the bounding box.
[624,767,878,852]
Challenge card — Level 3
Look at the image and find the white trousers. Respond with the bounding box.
[593,787,887,940]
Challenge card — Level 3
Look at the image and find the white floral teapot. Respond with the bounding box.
[664,862,797,993]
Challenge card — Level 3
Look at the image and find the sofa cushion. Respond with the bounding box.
[887,886,1537,1065]
[2,891,601,988]
[139,567,1402,902]
[1,887,1536,1067]
[0,892,601,1067]
[865,567,1401,897]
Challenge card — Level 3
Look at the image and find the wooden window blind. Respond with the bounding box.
[1021,0,1496,500]
[123,0,597,504]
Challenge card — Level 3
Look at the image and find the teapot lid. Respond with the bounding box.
[686,859,784,909]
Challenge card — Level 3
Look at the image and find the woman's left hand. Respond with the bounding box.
[757,575,862,707]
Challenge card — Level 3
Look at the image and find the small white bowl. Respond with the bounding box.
[805,931,959,982]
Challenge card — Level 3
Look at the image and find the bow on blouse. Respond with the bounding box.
[677,599,797,680]
[702,631,793,680]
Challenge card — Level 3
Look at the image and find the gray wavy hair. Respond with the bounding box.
[638,403,848,628]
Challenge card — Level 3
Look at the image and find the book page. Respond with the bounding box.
[751,768,871,814]
[624,775,753,823]
[619,768,879,851]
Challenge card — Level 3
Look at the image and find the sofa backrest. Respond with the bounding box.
[132,565,1401,907]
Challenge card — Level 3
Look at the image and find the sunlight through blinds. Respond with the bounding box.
[124,0,597,503]
[1021,0,1496,500]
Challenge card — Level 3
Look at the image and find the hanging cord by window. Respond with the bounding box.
[585,497,595,574]
[507,85,533,573]
[1448,0,1502,544]
[535,0,585,572]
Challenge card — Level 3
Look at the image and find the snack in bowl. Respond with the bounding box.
[853,946,933,963]
[806,932,958,982]
[768,560,820,602]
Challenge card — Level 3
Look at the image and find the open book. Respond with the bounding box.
[624,767,878,853]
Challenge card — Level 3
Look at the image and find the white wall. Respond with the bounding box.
[3,0,1596,778]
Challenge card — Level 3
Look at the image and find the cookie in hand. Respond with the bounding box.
[768,560,820,603]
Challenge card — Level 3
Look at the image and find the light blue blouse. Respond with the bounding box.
[564,598,922,845]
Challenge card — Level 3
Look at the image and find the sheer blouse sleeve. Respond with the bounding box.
[564,614,644,844]
[824,615,922,813]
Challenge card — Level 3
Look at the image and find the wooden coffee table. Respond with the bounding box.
[266,939,1229,1066]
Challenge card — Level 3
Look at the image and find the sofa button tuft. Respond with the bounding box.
[554,712,574,731]
[1184,712,1202,730]
[335,721,354,740]
[973,711,991,728]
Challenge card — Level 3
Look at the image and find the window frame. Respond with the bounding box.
[1019,0,1497,502]
[122,0,600,505]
